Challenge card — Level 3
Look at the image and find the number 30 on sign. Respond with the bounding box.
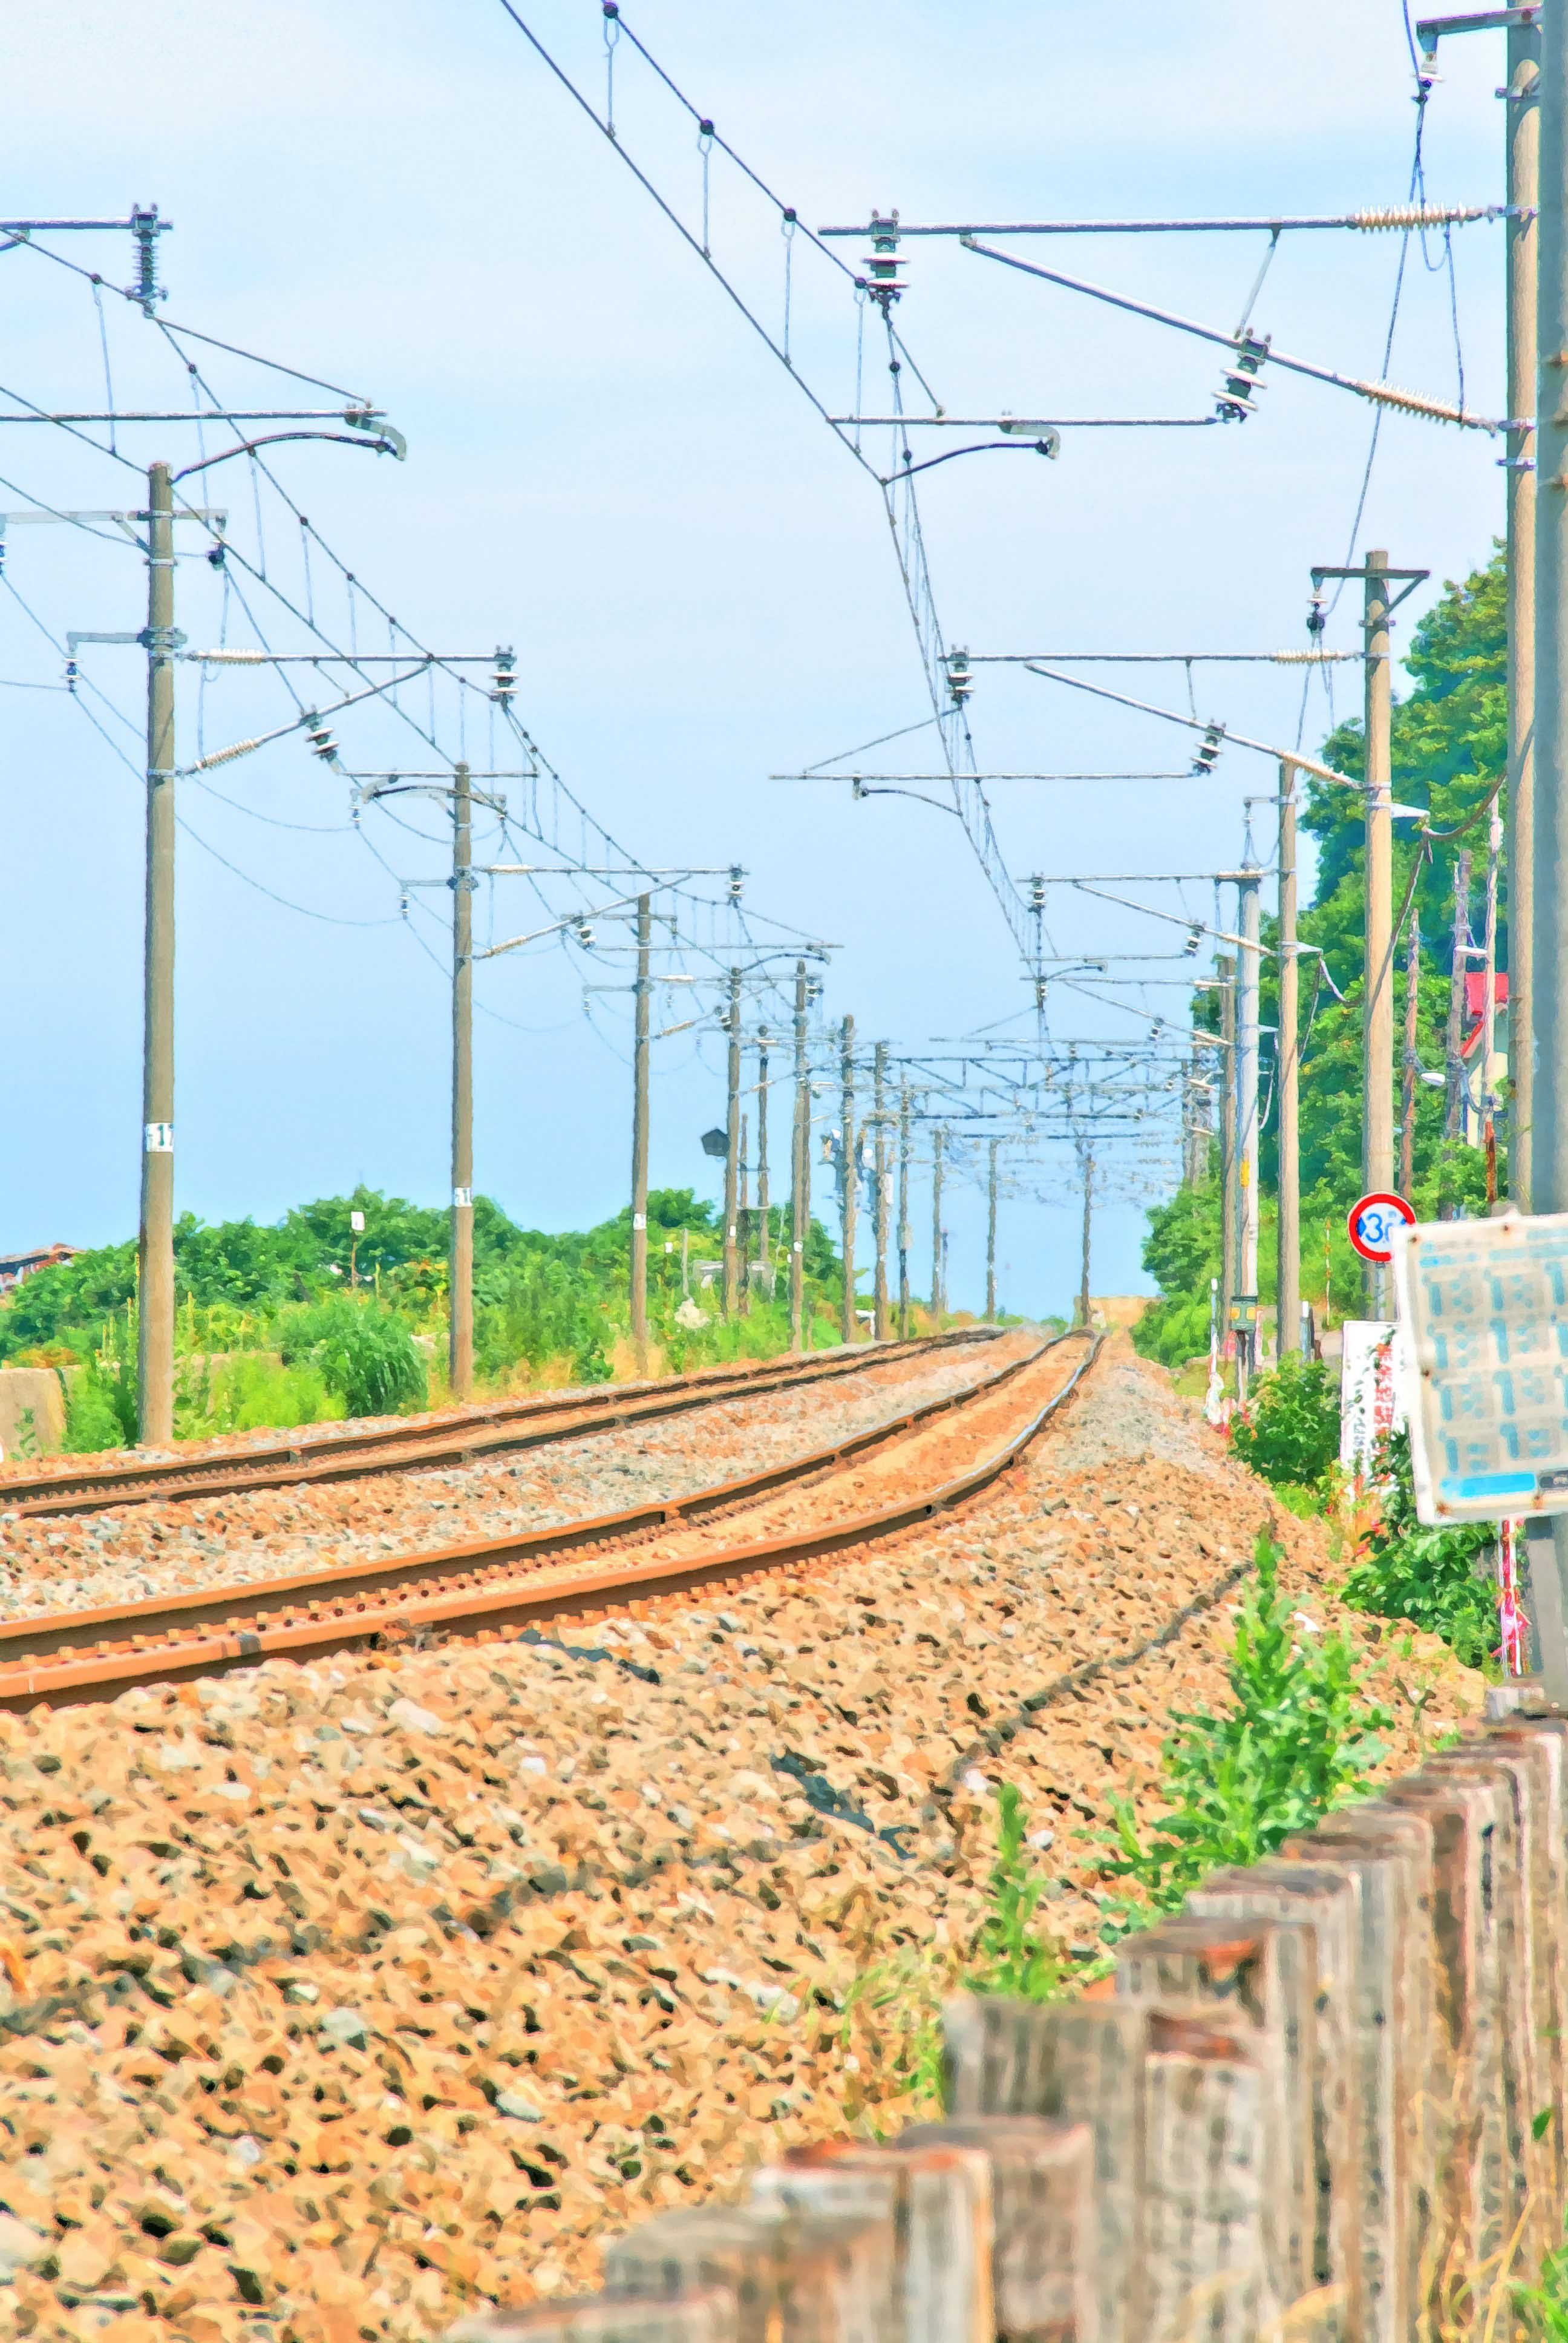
[1348,1190,1416,1264]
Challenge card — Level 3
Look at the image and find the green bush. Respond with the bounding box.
[174,1352,341,1438]
[1228,1355,1341,1492]
[279,1300,428,1419]
[1100,1532,1391,1936]
[62,1365,130,1452]
[1339,1426,1496,1670]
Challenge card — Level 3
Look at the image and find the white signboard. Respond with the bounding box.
[1339,1320,1406,1478]
[1393,1208,1568,1526]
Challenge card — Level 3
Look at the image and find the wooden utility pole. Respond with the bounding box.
[755,1029,770,1291]
[839,1015,857,1342]
[137,460,177,1445]
[789,963,808,1349]
[1445,850,1474,1146]
[1077,1150,1093,1329]
[629,892,651,1374]
[897,1085,912,1337]
[1400,906,1420,1202]
[722,967,741,1318]
[872,1041,891,1339]
[449,762,475,1400]
[1276,762,1301,1365]
[1364,549,1396,1315]
[1217,955,1238,1336]
[986,1137,999,1321]
[930,1126,946,1321]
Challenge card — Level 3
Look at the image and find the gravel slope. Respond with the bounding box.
[0,1339,1478,2343]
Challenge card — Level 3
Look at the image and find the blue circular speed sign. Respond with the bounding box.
[1347,1190,1416,1264]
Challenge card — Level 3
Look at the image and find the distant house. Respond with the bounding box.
[1460,970,1508,1146]
[0,1243,80,1297]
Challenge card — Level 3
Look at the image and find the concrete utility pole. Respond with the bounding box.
[1445,849,1474,1146]
[839,1014,857,1342]
[723,967,742,1318]
[872,1041,891,1339]
[739,1113,750,1307]
[755,1029,771,1291]
[1077,1149,1093,1329]
[1532,0,1568,1693]
[629,893,652,1374]
[986,1137,999,1321]
[1276,762,1301,1364]
[897,1085,912,1337]
[1236,863,1263,1380]
[1511,11,1542,1202]
[1217,954,1238,1336]
[789,963,809,1349]
[1419,5,1540,1201]
[137,460,177,1446]
[1364,550,1396,1312]
[449,761,475,1400]
[930,1126,946,1320]
[1482,791,1504,1155]
[1400,906,1422,1202]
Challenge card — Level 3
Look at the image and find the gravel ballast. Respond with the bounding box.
[0,1340,1478,2343]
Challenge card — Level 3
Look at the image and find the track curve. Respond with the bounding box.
[0,1328,998,1520]
[0,1329,1101,1709]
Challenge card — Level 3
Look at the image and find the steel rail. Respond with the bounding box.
[0,1331,1099,1710]
[0,1329,996,1520]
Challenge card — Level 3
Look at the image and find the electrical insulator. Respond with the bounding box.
[1184,926,1201,956]
[861,208,906,310]
[1215,332,1269,422]
[1029,874,1045,910]
[491,645,517,703]
[946,647,973,704]
[64,658,77,693]
[851,775,866,799]
[207,542,226,569]
[1306,592,1326,640]
[304,715,339,761]
[575,923,595,949]
[728,865,744,902]
[128,205,166,316]
[1191,723,1224,778]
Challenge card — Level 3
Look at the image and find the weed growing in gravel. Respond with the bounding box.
[1339,1427,1497,1673]
[967,1783,1065,2000]
[1096,1530,1391,1939]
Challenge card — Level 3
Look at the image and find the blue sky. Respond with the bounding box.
[0,1,1512,1315]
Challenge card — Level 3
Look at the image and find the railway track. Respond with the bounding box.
[0,1327,998,1521]
[0,1327,1101,1710]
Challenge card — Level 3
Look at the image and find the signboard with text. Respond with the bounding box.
[1339,1320,1406,1479]
[1393,1209,1568,1525]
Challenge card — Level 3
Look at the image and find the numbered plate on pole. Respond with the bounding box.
[1347,1191,1416,1264]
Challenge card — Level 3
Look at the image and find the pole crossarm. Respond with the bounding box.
[817,208,1508,237]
